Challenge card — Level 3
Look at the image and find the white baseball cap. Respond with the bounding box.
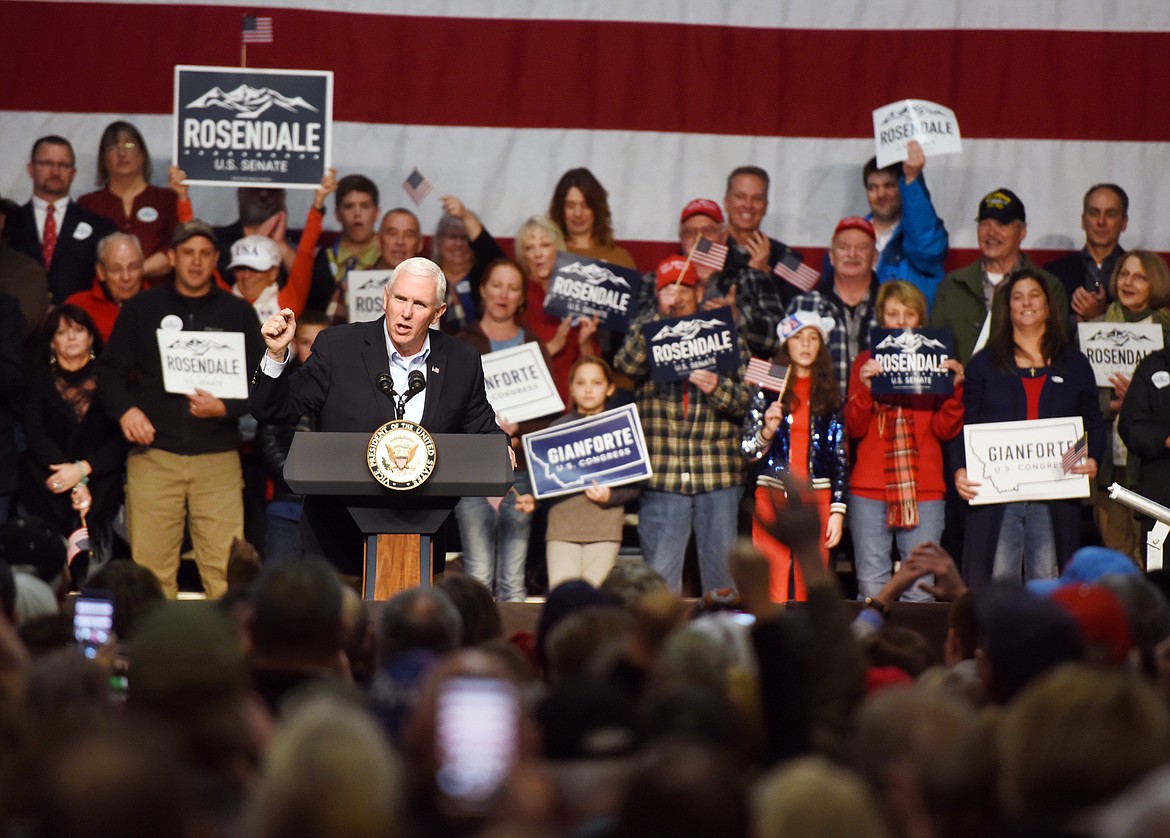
[228,235,281,271]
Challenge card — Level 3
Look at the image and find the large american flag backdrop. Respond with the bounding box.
[2,0,1169,270]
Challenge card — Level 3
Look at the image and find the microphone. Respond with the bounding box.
[376,373,400,419]
[405,370,427,398]
[398,369,427,417]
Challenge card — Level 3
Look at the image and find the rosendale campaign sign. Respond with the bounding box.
[870,328,955,396]
[174,65,333,188]
[346,270,393,323]
[481,342,564,423]
[523,405,652,500]
[1077,322,1164,387]
[156,330,248,399]
[963,417,1089,506]
[543,252,642,330]
[872,99,961,168]
[646,306,741,383]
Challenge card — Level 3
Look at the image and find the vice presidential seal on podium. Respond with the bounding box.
[367,420,437,490]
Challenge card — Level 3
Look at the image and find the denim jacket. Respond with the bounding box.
[741,388,849,515]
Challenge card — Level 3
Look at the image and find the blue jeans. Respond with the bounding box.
[454,471,532,602]
[265,500,304,563]
[992,501,1058,583]
[637,487,741,594]
[849,495,944,602]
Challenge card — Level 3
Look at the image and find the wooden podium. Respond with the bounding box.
[284,432,514,599]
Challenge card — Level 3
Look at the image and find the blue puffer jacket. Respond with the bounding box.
[820,174,949,307]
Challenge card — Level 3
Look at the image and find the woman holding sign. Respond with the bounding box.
[1093,251,1170,560]
[454,258,558,601]
[845,281,965,602]
[957,269,1104,588]
[742,311,847,602]
[516,216,599,402]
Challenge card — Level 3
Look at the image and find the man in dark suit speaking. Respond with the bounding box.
[250,256,506,572]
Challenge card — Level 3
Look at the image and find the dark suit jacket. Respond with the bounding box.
[9,200,117,304]
[249,319,503,571]
[249,318,500,435]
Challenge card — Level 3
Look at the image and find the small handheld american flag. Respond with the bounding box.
[1061,433,1088,474]
[403,168,433,205]
[746,358,789,394]
[773,250,820,292]
[691,237,729,272]
[241,16,274,44]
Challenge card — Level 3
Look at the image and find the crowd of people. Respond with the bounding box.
[1,484,1169,837]
[1,119,1170,836]
[0,124,1168,600]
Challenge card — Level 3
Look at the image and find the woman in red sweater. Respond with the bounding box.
[845,281,964,602]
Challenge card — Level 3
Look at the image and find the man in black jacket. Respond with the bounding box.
[97,220,263,597]
[250,256,504,574]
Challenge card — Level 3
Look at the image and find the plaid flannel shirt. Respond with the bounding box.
[614,311,752,494]
[631,266,787,359]
[786,278,880,395]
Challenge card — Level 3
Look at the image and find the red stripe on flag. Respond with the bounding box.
[2,3,1169,142]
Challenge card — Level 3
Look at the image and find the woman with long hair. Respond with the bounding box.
[957,269,1104,587]
[743,311,848,602]
[548,167,636,269]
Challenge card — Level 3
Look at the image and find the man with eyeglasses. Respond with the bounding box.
[10,135,116,303]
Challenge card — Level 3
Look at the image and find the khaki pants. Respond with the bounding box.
[126,448,243,598]
[546,540,620,589]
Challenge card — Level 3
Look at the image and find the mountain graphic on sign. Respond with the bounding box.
[1088,328,1155,347]
[559,261,630,287]
[875,331,948,353]
[880,103,949,126]
[652,319,725,342]
[186,85,319,120]
[356,275,391,290]
[166,337,233,355]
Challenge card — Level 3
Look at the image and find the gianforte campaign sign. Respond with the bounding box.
[870,328,955,396]
[963,417,1089,505]
[1077,322,1164,387]
[646,307,740,383]
[522,405,652,500]
[480,343,564,423]
[543,252,643,330]
[174,65,333,188]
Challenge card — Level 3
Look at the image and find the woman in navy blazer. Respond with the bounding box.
[955,269,1104,589]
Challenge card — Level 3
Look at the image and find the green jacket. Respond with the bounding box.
[929,254,1068,364]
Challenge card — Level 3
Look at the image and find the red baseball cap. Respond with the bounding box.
[656,255,699,290]
[680,198,724,225]
[833,216,876,241]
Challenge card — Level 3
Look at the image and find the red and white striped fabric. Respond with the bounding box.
[3,1,1169,270]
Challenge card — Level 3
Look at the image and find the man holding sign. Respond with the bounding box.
[614,255,751,594]
[97,219,264,597]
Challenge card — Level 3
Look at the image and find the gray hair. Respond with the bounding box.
[96,232,144,266]
[388,256,447,307]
